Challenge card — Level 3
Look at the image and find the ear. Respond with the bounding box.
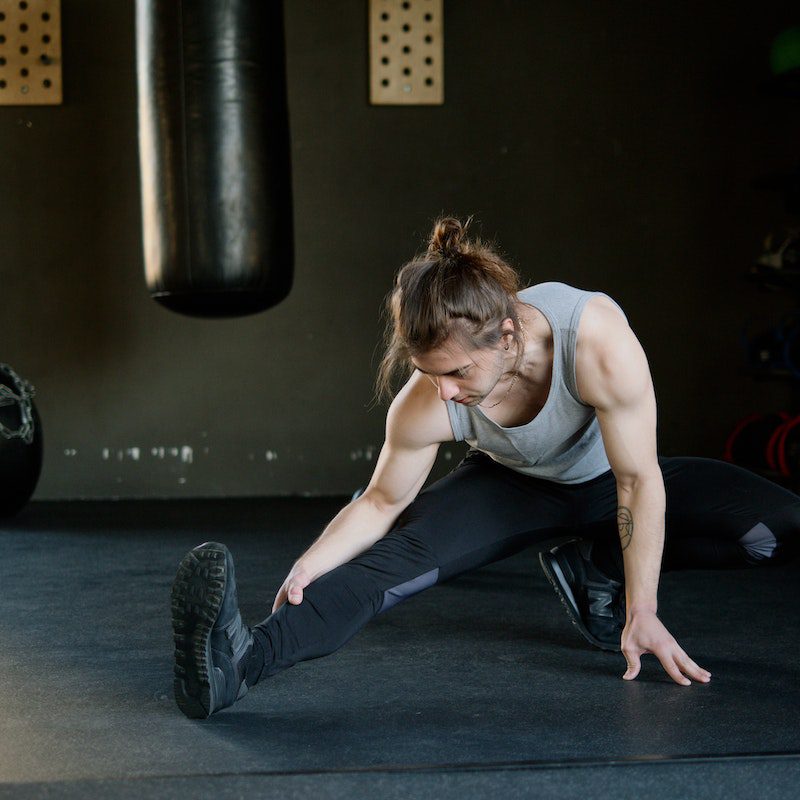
[499,317,516,344]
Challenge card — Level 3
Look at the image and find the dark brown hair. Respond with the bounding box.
[374,215,524,405]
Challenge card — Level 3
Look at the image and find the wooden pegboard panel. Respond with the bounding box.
[369,0,443,105]
[0,0,62,106]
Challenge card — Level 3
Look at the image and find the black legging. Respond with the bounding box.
[250,450,800,681]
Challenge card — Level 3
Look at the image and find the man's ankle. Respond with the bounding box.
[244,628,269,687]
[586,538,624,583]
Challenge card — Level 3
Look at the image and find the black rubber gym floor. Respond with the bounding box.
[1,499,798,799]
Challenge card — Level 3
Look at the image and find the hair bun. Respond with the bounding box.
[427,215,471,257]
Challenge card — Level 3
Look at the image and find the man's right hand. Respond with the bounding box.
[268,375,447,616]
[272,563,312,613]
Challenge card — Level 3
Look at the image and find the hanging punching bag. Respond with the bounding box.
[135,0,294,318]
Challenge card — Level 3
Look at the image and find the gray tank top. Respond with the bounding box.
[445,281,628,484]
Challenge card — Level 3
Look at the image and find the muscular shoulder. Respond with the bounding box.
[575,294,642,406]
[386,370,455,447]
[579,294,627,337]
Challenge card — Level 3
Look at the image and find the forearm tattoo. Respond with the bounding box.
[617,506,633,551]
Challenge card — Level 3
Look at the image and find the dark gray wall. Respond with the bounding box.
[1,1,798,499]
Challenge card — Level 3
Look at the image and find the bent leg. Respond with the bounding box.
[572,456,800,582]
[658,456,800,571]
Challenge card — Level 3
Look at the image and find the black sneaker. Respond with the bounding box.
[170,541,254,718]
[539,538,625,652]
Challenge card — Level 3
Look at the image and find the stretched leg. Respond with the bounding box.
[248,450,591,683]
[172,449,595,716]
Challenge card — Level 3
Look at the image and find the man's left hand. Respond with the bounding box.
[621,610,712,686]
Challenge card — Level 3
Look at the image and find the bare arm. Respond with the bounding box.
[272,373,452,612]
[579,302,710,686]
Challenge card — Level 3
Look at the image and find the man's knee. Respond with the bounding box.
[347,527,441,612]
[378,566,440,614]
[740,502,800,565]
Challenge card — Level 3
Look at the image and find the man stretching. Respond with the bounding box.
[170,216,798,718]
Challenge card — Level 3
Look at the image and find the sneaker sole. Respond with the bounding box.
[539,546,622,653]
[170,542,228,719]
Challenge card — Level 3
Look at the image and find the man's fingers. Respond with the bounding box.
[622,650,642,680]
[664,655,692,686]
[288,571,311,604]
[621,616,711,686]
[288,584,304,604]
[272,570,311,613]
[660,645,712,686]
[678,654,712,683]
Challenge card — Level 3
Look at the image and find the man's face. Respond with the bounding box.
[411,336,506,406]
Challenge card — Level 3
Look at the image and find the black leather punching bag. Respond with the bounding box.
[136,0,294,318]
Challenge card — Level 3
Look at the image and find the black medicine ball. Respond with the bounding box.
[0,363,43,518]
